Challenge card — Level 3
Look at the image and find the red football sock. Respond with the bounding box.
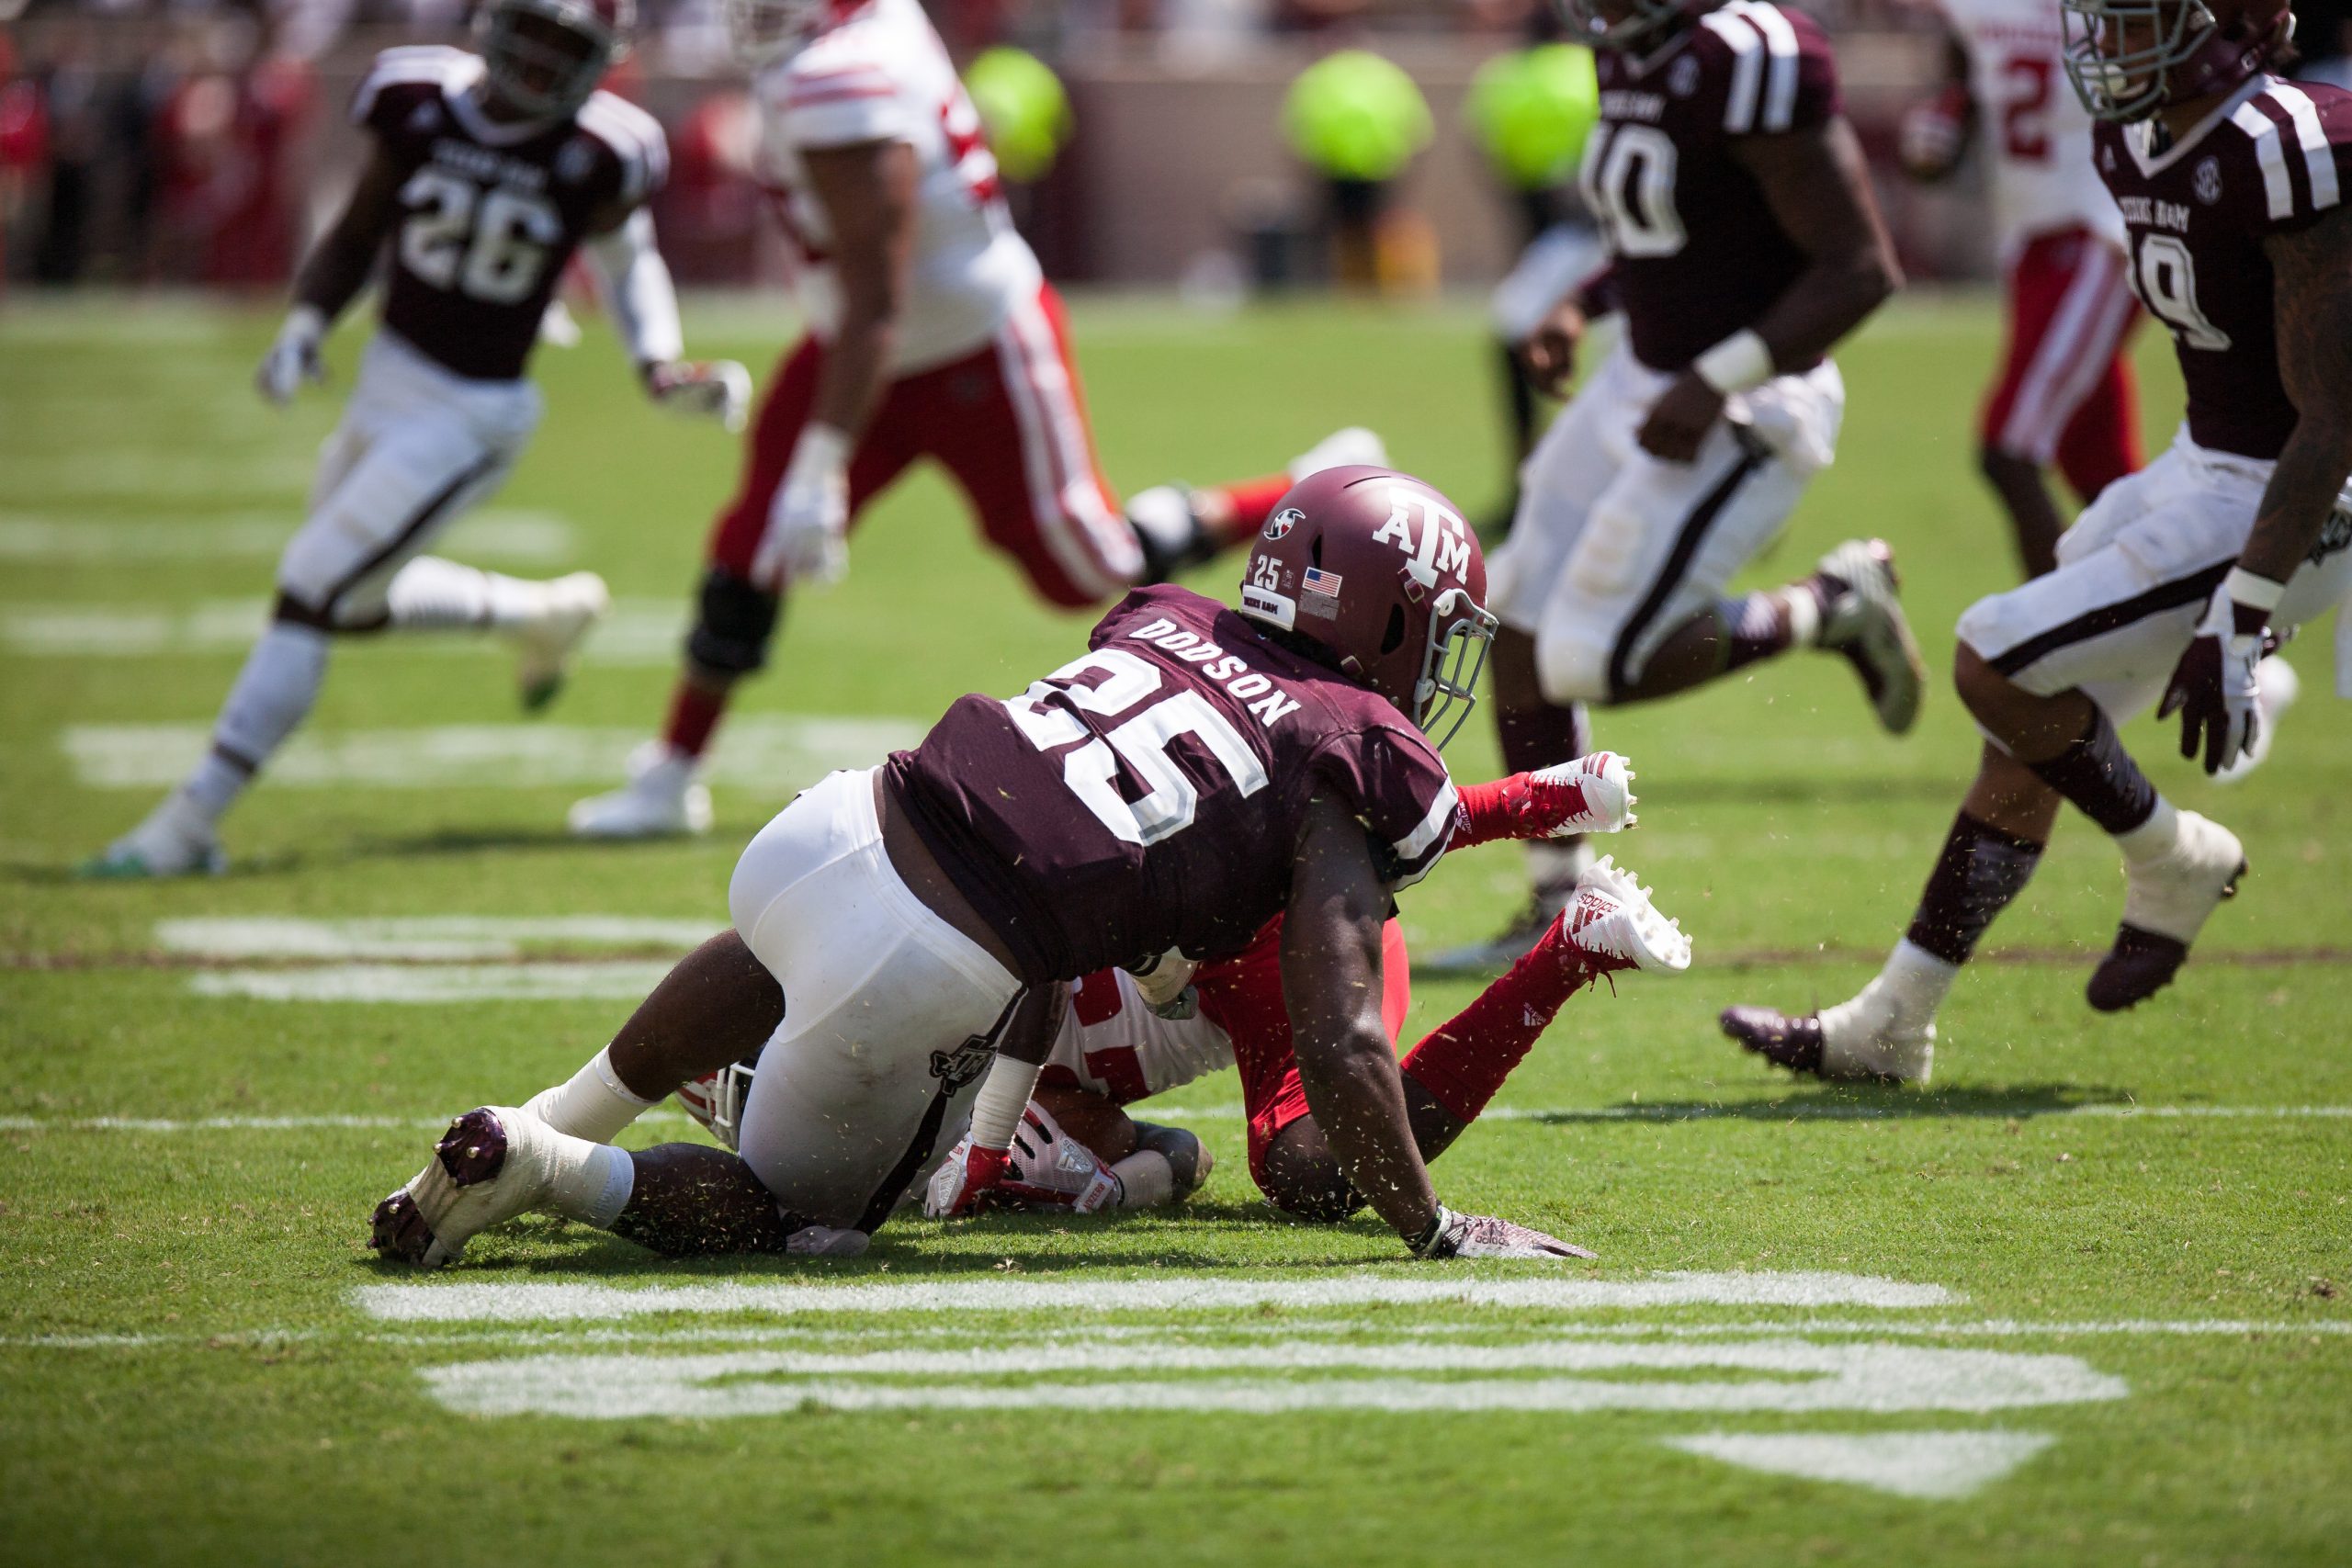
[1204,474,1295,546]
[1401,931,1587,1123]
[662,681,729,761]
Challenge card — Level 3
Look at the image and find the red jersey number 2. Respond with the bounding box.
[2000,53,2053,163]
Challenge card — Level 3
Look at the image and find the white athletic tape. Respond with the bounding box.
[352,1273,1959,1323]
[62,714,922,790]
[1663,1429,2057,1500]
[415,1340,2121,1420]
[0,511,572,563]
[156,916,716,961]
[4,598,683,664]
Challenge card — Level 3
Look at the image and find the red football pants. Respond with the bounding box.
[707,283,1140,607]
[1980,226,2144,502]
[1191,917,1415,1192]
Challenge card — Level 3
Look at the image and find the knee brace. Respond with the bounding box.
[1535,623,1615,705]
[686,567,780,677]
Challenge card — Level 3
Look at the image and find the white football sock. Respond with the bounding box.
[1869,938,1960,1034]
[186,621,330,823]
[525,1046,662,1144]
[2115,795,2181,863]
[537,1129,637,1230]
[1109,1149,1175,1209]
[1782,582,1823,647]
[384,556,541,632]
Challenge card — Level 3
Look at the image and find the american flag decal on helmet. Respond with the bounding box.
[1302,567,1342,596]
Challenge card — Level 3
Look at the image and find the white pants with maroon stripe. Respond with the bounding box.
[276,330,539,624]
[1489,342,1845,702]
[1957,431,2352,717]
[728,767,1023,1231]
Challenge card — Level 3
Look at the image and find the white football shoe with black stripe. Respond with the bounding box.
[1815,538,1926,735]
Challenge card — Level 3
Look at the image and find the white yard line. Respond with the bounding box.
[349,1273,1960,1322]
[155,915,717,961]
[187,963,676,1004]
[416,1339,2124,1419]
[5,597,682,664]
[1663,1430,2057,1500]
[0,510,572,563]
[61,713,922,790]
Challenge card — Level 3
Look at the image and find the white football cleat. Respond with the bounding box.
[1816,988,1937,1083]
[1558,854,1690,976]
[81,794,225,879]
[513,571,610,713]
[370,1106,560,1269]
[2212,655,2300,784]
[1528,750,1639,835]
[1287,426,1387,480]
[2088,808,2245,1012]
[1815,538,1926,735]
[567,741,713,839]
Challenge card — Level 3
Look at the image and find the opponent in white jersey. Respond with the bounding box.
[567,0,1384,841]
[85,0,748,877]
[1900,0,2143,578]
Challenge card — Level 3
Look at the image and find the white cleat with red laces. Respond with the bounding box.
[1555,855,1691,977]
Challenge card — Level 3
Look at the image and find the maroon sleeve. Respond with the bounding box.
[2268,85,2352,235]
[1786,7,1843,131]
[350,48,453,142]
[1307,723,1460,888]
[1702,5,1841,136]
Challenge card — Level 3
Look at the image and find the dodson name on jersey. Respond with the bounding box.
[1578,0,1842,371]
[2096,74,2352,460]
[885,584,1459,983]
[354,46,667,382]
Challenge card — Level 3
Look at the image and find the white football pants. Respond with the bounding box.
[1488,341,1844,703]
[729,767,1024,1230]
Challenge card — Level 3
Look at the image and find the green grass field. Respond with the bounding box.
[2,292,2346,1567]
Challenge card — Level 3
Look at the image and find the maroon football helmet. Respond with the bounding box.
[1550,0,1714,51]
[1238,467,1498,747]
[2061,0,2291,121]
[476,0,633,119]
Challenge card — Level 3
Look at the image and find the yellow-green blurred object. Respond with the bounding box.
[1283,51,1434,182]
[965,47,1072,183]
[1464,44,1600,190]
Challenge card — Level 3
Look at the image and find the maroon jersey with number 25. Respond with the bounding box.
[1579,1,1842,372]
[353,46,668,381]
[2094,75,2352,461]
[887,584,1460,983]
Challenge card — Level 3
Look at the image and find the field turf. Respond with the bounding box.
[1,292,2347,1567]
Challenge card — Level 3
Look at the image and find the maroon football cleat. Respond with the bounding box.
[1718,1005,1827,1076]
[368,1107,524,1269]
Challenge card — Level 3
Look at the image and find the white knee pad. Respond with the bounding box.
[1535,624,1612,705]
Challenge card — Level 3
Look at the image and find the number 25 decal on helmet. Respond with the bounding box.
[1238,466,1499,749]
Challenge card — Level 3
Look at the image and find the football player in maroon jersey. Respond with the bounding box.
[374,468,1650,1266]
[1723,0,2352,1080]
[84,0,750,878]
[1427,0,1922,974]
[563,0,1382,840]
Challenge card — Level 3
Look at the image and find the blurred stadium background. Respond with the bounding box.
[9,0,2351,303]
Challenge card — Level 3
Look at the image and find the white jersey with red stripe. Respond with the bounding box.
[1040,966,1235,1107]
[751,0,1041,375]
[1933,0,2123,254]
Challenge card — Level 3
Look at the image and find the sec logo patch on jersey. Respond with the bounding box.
[2194,157,2223,206]
[1263,508,1305,540]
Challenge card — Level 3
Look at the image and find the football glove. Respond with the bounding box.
[924,1140,1011,1218]
[752,422,851,591]
[1004,1102,1124,1213]
[1409,1204,1595,1260]
[1125,947,1199,1013]
[255,306,327,406]
[645,359,753,432]
[2160,579,2270,775]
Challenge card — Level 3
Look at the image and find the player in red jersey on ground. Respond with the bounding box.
[1898,0,2144,580]
[1723,0,2352,1080]
[1429,0,1921,974]
[566,0,1381,840]
[85,0,748,877]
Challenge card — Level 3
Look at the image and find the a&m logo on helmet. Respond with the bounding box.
[1263,508,1305,541]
